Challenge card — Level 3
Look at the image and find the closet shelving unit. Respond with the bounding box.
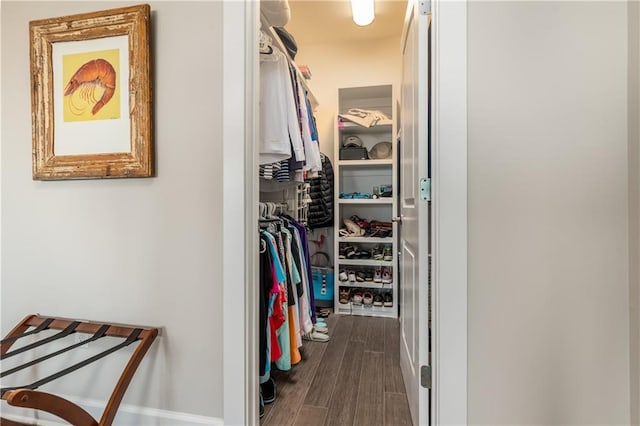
[334,84,398,318]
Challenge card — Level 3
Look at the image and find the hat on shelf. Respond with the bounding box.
[368,141,392,159]
[342,135,363,147]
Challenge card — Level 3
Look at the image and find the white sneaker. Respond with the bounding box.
[303,331,330,342]
[315,324,329,334]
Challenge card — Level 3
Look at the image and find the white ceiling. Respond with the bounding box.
[285,0,407,45]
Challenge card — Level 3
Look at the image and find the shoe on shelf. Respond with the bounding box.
[338,246,346,259]
[356,271,366,282]
[350,215,370,228]
[373,267,382,283]
[348,270,356,282]
[344,245,357,259]
[383,246,393,261]
[382,267,392,284]
[364,271,374,281]
[362,291,374,306]
[373,293,384,307]
[383,292,393,307]
[356,249,371,259]
[339,288,351,304]
[372,246,384,260]
[352,291,363,305]
[339,270,349,282]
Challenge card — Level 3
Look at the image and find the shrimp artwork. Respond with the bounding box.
[63,58,116,116]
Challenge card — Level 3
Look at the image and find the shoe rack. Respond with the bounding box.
[333,84,398,318]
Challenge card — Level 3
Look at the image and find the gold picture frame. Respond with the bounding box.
[30,4,153,180]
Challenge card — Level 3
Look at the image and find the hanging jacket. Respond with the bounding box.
[307,154,334,229]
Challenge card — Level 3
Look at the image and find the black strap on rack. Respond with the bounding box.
[0,318,54,345]
[0,328,142,396]
[0,321,80,360]
[0,324,110,378]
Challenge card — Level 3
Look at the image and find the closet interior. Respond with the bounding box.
[258,1,412,424]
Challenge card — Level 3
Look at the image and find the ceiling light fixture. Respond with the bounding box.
[351,0,375,26]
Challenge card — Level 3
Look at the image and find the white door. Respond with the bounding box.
[399,1,431,425]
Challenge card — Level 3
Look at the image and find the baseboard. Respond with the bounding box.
[1,394,223,426]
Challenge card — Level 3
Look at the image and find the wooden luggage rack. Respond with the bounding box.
[0,314,159,426]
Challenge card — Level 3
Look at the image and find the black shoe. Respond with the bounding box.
[259,392,265,418]
[261,377,276,404]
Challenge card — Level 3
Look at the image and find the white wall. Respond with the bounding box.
[1,2,224,423]
[630,1,640,424]
[468,2,631,424]
[293,37,401,162]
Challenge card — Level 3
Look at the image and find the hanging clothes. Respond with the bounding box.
[260,49,305,165]
[258,212,318,376]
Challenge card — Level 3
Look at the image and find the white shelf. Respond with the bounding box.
[336,304,396,318]
[338,159,392,167]
[337,259,394,267]
[338,236,393,243]
[336,281,393,289]
[338,120,393,132]
[338,198,393,205]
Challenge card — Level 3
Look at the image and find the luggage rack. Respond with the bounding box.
[1,314,158,426]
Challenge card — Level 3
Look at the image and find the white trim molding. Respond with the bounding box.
[222,1,259,425]
[1,396,223,426]
[432,0,468,425]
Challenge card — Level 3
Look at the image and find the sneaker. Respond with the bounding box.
[362,291,374,306]
[352,291,363,305]
[373,267,382,283]
[382,267,392,284]
[373,293,384,307]
[315,323,329,334]
[364,271,374,281]
[372,246,384,260]
[339,270,348,282]
[356,250,371,259]
[383,246,393,261]
[383,292,393,307]
[303,331,330,342]
[348,270,356,282]
[344,245,357,259]
[356,271,366,282]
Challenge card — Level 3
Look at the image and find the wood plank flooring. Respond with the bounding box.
[261,315,412,426]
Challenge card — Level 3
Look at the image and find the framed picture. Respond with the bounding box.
[30,4,153,180]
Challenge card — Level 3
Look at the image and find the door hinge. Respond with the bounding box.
[419,0,432,15]
[420,365,432,388]
[420,178,431,201]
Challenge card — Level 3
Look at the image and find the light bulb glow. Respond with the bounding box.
[351,0,375,26]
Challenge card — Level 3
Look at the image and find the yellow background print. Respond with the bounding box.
[62,49,120,122]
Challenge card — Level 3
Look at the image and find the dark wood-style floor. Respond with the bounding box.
[261,314,413,426]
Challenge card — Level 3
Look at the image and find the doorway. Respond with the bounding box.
[220,1,468,425]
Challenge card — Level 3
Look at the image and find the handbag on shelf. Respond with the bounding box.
[310,251,334,306]
[339,146,369,160]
